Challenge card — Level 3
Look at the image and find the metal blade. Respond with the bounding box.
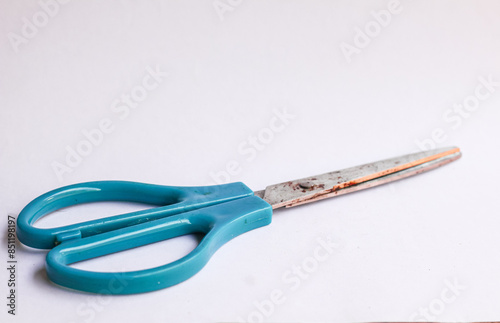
[255,147,461,209]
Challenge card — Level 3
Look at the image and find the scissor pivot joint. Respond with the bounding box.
[298,182,311,189]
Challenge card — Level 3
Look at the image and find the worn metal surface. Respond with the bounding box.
[256,147,461,209]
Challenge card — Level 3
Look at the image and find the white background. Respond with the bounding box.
[1,0,500,322]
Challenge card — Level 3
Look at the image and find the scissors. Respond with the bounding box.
[17,147,461,294]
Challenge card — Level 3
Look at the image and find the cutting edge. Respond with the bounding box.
[256,147,461,209]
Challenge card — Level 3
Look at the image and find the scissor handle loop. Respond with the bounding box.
[17,181,255,249]
[45,196,272,294]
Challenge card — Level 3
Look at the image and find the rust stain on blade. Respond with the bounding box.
[330,147,460,192]
[260,147,462,209]
[286,150,461,208]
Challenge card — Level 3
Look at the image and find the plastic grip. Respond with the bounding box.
[45,196,272,294]
[17,181,254,249]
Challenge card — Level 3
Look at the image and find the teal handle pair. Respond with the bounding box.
[17,181,273,294]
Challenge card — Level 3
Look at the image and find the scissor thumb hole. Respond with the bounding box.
[17,181,189,248]
[17,181,255,249]
[34,201,156,229]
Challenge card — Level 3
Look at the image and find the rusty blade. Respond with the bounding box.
[255,147,461,209]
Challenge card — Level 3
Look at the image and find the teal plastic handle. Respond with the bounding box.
[46,196,271,294]
[18,181,257,249]
[17,181,273,294]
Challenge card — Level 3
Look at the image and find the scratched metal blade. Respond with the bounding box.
[255,147,461,209]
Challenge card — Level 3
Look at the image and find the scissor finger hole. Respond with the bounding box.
[69,233,204,272]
